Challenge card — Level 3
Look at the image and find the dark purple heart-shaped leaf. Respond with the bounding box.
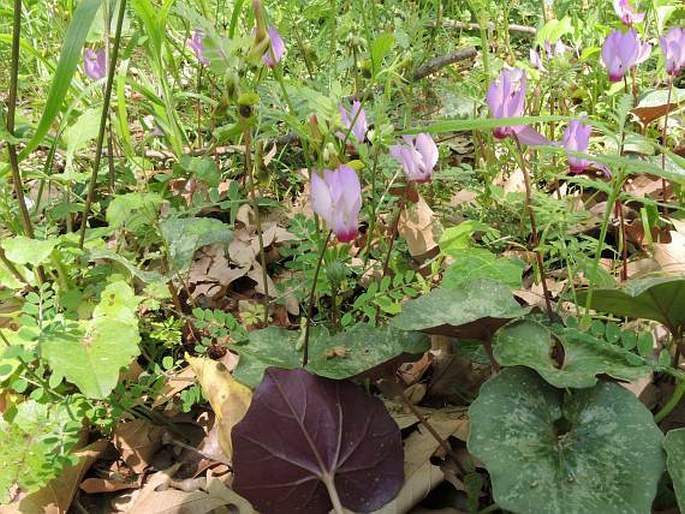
[232,367,404,513]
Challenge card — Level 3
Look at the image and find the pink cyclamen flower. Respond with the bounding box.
[262,26,285,68]
[390,133,439,183]
[601,29,651,82]
[486,68,551,146]
[187,30,209,66]
[311,165,362,242]
[613,0,645,26]
[339,100,368,144]
[530,48,544,70]
[563,119,610,177]
[84,48,106,81]
[660,27,685,76]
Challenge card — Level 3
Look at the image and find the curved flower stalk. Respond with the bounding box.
[486,68,551,146]
[563,119,611,177]
[338,100,368,144]
[613,0,645,26]
[84,48,106,81]
[311,165,362,243]
[601,29,651,82]
[660,27,685,76]
[187,30,209,66]
[390,133,438,183]
[262,26,285,68]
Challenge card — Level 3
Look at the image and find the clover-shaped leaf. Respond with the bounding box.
[232,367,403,513]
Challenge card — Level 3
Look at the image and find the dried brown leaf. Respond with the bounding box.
[398,195,441,258]
[113,419,165,474]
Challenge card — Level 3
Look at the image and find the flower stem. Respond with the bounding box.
[7,0,34,239]
[654,376,685,423]
[243,126,270,324]
[513,138,553,320]
[375,185,409,324]
[303,230,332,367]
[661,77,674,205]
[79,0,127,248]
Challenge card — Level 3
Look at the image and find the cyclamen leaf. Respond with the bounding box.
[392,278,529,340]
[665,429,685,512]
[493,320,651,388]
[576,275,685,335]
[468,367,664,514]
[160,217,233,274]
[232,367,403,513]
[232,326,428,388]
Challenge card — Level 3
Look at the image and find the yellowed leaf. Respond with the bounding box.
[186,354,252,461]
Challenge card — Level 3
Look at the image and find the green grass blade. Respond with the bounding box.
[18,0,103,160]
[229,0,245,38]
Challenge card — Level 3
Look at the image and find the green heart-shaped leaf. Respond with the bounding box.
[665,428,685,512]
[468,367,664,514]
[576,276,685,336]
[494,320,651,388]
[392,278,529,340]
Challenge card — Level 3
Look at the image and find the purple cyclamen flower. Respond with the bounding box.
[601,29,651,82]
[530,48,544,70]
[339,100,368,144]
[311,165,362,242]
[563,119,610,177]
[390,133,439,183]
[84,48,106,81]
[660,27,685,76]
[262,26,285,68]
[486,68,551,146]
[544,39,567,58]
[187,30,209,66]
[613,0,645,26]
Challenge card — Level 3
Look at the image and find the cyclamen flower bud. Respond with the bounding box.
[486,68,551,146]
[660,27,685,76]
[84,48,106,81]
[613,0,645,26]
[262,27,285,68]
[601,29,651,82]
[390,133,438,183]
[338,100,368,144]
[311,165,362,243]
[563,119,611,177]
[187,30,209,66]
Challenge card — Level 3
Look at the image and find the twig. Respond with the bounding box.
[413,47,478,80]
[430,20,536,35]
